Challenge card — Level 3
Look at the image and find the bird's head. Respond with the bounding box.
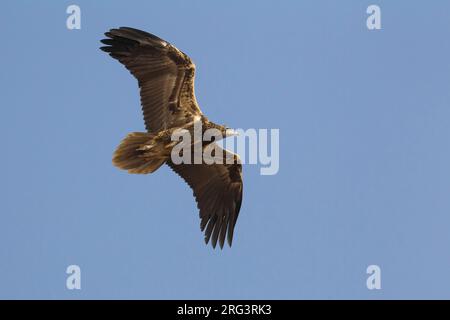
[224,127,239,138]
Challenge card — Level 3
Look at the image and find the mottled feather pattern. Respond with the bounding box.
[101,27,243,248]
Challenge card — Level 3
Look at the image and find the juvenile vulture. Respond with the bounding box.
[100,27,243,249]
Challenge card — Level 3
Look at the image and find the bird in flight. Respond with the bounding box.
[100,27,243,249]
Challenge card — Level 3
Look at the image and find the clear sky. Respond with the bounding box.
[1,0,450,299]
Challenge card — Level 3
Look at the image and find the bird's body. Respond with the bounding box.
[100,27,243,248]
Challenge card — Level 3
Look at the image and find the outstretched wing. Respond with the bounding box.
[100,27,202,133]
[168,146,243,249]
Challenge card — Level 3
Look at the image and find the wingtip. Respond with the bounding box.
[227,231,234,248]
[205,235,225,250]
[119,26,165,42]
[204,236,215,249]
[204,234,230,250]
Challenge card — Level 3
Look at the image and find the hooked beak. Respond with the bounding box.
[225,128,239,137]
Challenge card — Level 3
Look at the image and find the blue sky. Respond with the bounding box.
[1,0,450,299]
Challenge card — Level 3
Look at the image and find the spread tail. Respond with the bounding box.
[113,132,166,174]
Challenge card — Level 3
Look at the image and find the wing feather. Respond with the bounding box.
[168,146,243,248]
[100,27,202,133]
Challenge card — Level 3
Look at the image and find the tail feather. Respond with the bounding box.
[113,132,166,174]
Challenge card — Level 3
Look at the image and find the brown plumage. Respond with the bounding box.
[100,27,243,248]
